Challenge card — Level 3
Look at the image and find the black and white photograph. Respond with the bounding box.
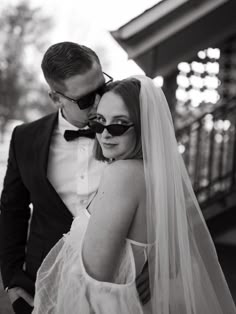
[1,0,236,313]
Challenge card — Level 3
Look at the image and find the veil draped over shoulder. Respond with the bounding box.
[136,75,236,313]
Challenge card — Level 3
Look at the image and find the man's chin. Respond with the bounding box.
[69,119,88,128]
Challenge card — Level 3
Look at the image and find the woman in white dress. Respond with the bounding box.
[33,76,236,313]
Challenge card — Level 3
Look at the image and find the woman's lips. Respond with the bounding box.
[102,143,117,149]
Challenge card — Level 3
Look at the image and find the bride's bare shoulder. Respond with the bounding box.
[104,159,144,183]
[99,159,145,199]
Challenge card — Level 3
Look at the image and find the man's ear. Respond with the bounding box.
[48,91,58,102]
[48,91,63,109]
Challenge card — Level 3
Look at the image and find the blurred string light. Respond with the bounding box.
[178,143,185,154]
[198,51,206,59]
[176,47,221,108]
[153,76,164,87]
[214,119,231,131]
[176,88,188,102]
[223,120,231,131]
[204,75,220,89]
[188,89,203,107]
[213,119,231,143]
[190,75,204,89]
[191,61,205,74]
[203,89,219,103]
[178,62,191,73]
[177,74,190,88]
[215,133,223,143]
[198,48,220,60]
[204,114,214,131]
[204,114,231,132]
[207,48,221,59]
[205,62,219,74]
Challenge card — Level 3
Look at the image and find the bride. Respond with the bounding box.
[33,76,236,313]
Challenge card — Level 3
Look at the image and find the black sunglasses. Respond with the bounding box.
[89,120,134,136]
[54,72,113,110]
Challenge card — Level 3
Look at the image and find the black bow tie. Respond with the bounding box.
[64,129,95,141]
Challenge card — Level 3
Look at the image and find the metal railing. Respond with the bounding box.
[176,97,236,211]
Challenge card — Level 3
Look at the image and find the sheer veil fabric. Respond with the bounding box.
[136,75,236,313]
[33,76,236,314]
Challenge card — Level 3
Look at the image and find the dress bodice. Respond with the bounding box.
[72,208,151,278]
[33,207,152,314]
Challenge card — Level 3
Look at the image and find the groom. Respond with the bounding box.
[0,41,149,314]
[0,42,110,313]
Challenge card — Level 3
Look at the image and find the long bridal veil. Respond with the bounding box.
[136,75,236,313]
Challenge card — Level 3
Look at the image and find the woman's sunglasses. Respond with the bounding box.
[54,72,113,110]
[88,120,134,136]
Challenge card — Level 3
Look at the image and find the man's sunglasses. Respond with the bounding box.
[54,72,113,110]
[88,120,134,136]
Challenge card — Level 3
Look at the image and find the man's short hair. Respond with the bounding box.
[41,42,101,85]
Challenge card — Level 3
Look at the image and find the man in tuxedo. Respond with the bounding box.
[0,41,150,314]
[0,42,110,313]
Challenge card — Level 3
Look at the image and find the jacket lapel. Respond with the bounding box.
[37,112,58,175]
[36,112,73,221]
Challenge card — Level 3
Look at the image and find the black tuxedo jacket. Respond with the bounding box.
[0,112,74,296]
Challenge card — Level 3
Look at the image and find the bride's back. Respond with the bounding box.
[127,175,147,245]
[89,158,147,245]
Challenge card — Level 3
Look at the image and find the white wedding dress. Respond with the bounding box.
[33,207,152,314]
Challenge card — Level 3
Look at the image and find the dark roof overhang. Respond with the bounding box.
[110,0,236,77]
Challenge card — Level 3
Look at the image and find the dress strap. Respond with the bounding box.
[126,238,152,247]
[86,191,98,213]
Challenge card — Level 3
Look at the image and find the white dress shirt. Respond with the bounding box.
[47,110,106,217]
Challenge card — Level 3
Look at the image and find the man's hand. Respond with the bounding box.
[136,261,151,305]
[7,287,34,307]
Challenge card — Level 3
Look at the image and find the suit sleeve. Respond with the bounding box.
[0,127,31,290]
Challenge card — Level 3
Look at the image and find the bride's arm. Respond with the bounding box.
[82,160,144,282]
